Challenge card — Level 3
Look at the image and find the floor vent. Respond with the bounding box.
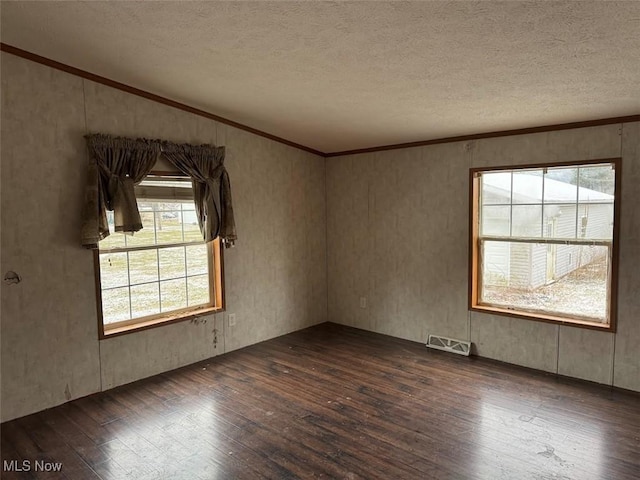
[426,335,471,356]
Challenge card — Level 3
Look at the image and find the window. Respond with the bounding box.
[95,175,224,337]
[469,159,620,331]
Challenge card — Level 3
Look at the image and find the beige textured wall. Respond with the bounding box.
[327,123,640,392]
[1,50,637,424]
[1,53,327,421]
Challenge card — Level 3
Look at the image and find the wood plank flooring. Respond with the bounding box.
[2,322,639,479]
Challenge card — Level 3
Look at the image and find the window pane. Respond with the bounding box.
[543,204,577,239]
[183,210,201,241]
[128,250,159,285]
[481,172,511,205]
[187,275,210,306]
[511,205,542,237]
[100,234,126,250]
[125,212,156,247]
[544,167,577,204]
[512,170,543,204]
[160,278,187,312]
[157,210,185,244]
[481,241,609,322]
[130,283,160,318]
[578,203,613,240]
[159,246,186,280]
[102,287,131,324]
[156,202,182,212]
[186,244,208,276]
[481,206,511,236]
[99,252,129,289]
[579,165,615,199]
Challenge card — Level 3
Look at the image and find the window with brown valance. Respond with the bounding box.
[81,134,236,249]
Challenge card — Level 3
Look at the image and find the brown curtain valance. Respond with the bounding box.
[81,135,160,248]
[81,134,236,249]
[161,142,237,247]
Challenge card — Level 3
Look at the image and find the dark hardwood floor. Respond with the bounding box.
[2,323,639,479]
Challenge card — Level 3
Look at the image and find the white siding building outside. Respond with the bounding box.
[481,172,613,290]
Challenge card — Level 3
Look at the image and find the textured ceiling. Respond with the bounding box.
[1,1,639,153]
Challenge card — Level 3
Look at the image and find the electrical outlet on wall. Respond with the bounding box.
[359,297,367,309]
[228,313,237,327]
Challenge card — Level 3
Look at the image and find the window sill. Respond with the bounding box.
[469,304,615,332]
[100,306,224,339]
